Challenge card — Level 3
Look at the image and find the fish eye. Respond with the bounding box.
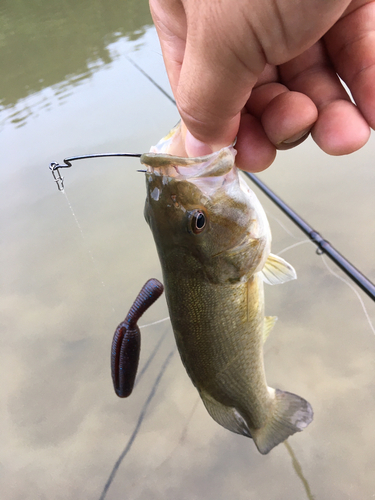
[189,210,207,234]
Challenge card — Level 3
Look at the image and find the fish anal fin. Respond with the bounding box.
[199,390,252,438]
[263,316,277,342]
[261,253,297,285]
[251,389,313,455]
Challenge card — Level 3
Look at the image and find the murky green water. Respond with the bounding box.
[1,1,374,499]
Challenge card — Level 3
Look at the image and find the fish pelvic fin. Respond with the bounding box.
[261,253,297,285]
[251,388,313,455]
[263,316,277,342]
[199,389,252,438]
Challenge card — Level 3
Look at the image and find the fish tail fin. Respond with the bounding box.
[251,388,313,455]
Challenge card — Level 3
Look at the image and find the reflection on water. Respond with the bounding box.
[99,348,176,500]
[284,441,315,500]
[2,0,375,499]
[0,0,152,127]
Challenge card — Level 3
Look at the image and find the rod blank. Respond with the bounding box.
[243,171,375,302]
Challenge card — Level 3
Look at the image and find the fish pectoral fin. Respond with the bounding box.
[199,390,252,438]
[261,253,297,285]
[263,316,277,342]
[251,388,313,455]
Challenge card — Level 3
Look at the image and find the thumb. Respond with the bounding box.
[175,5,263,155]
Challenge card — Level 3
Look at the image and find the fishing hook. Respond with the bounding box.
[49,153,142,191]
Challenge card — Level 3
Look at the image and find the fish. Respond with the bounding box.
[140,124,313,454]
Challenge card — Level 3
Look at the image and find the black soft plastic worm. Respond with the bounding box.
[111,279,164,397]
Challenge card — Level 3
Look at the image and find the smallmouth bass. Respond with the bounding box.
[141,125,313,454]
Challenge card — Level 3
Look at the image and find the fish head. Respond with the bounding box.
[142,131,271,283]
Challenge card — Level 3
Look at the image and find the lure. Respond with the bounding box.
[111,278,164,397]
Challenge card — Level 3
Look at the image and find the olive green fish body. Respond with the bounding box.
[142,126,313,454]
[169,273,271,428]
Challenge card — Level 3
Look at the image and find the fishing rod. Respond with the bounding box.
[49,153,375,302]
[242,171,375,302]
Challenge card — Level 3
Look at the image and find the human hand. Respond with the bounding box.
[150,0,375,171]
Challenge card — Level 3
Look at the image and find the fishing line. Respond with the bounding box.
[134,328,169,389]
[320,255,375,336]
[276,239,314,256]
[266,211,303,239]
[276,236,375,336]
[140,316,170,329]
[61,189,116,314]
[275,236,375,336]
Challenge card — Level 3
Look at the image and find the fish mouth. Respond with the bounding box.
[141,122,239,208]
[141,148,236,180]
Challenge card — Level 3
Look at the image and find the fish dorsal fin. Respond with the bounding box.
[261,253,297,285]
[263,316,277,342]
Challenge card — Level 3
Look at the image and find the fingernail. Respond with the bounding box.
[277,129,311,151]
[281,128,310,145]
[185,130,213,157]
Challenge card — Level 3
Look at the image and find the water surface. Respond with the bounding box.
[1,1,374,499]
